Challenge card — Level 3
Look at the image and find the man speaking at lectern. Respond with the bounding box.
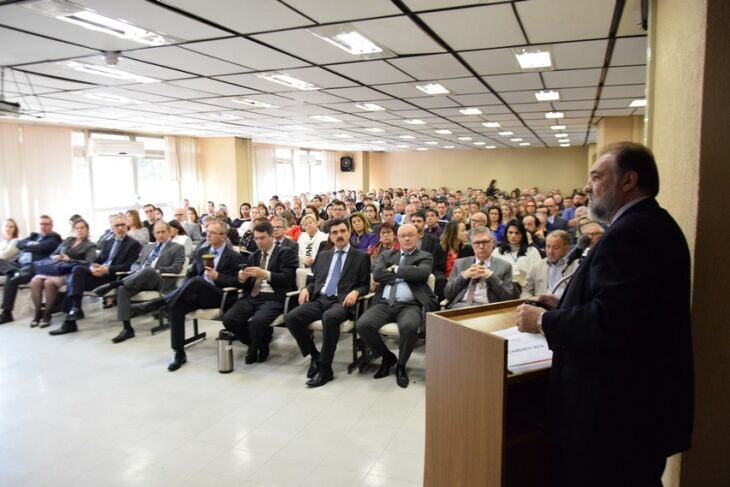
[516,142,693,486]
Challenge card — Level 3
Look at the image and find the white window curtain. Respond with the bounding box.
[253,145,276,203]
[165,135,199,208]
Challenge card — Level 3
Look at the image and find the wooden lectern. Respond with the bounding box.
[424,300,551,487]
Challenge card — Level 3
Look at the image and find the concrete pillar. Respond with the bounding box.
[596,115,645,151]
[198,136,254,213]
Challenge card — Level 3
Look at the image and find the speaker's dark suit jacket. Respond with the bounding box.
[373,249,438,312]
[307,247,370,300]
[542,198,693,457]
[241,245,298,298]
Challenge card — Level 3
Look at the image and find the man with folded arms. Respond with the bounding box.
[356,224,439,388]
[93,221,185,343]
[129,220,242,371]
[50,216,141,335]
[221,221,297,365]
[520,230,575,300]
[284,218,370,387]
[444,228,514,309]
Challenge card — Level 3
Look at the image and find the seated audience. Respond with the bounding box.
[231,203,251,229]
[356,224,439,389]
[282,211,301,241]
[184,207,203,244]
[486,206,505,243]
[349,212,378,252]
[521,230,575,299]
[432,219,474,300]
[93,221,185,343]
[221,221,298,364]
[129,220,243,371]
[579,220,606,249]
[0,218,20,261]
[367,221,400,265]
[424,209,443,237]
[363,203,380,228]
[215,210,241,246]
[297,214,328,269]
[142,204,158,241]
[522,214,546,256]
[168,220,193,257]
[491,219,542,293]
[126,209,149,246]
[444,228,514,308]
[409,210,439,254]
[544,197,569,232]
[285,219,370,387]
[174,208,201,246]
[271,216,299,258]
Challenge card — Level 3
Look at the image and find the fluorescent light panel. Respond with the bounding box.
[482,122,501,128]
[81,92,145,104]
[231,98,280,109]
[473,141,486,146]
[535,90,560,101]
[404,119,426,125]
[425,141,438,145]
[519,142,530,146]
[310,29,383,55]
[443,145,454,149]
[510,138,523,142]
[355,103,385,111]
[63,61,159,83]
[545,112,564,119]
[550,125,567,130]
[365,127,385,133]
[457,136,472,141]
[630,99,647,107]
[459,107,482,115]
[399,135,415,139]
[415,83,450,95]
[257,72,320,91]
[498,131,513,136]
[310,115,340,122]
[434,129,452,135]
[555,133,569,138]
[514,48,553,70]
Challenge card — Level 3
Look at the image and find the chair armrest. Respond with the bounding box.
[160,272,185,278]
[115,271,131,277]
[218,287,239,314]
[285,290,302,297]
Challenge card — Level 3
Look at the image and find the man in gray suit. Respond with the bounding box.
[92,221,185,343]
[520,230,576,300]
[445,228,516,308]
[356,223,439,388]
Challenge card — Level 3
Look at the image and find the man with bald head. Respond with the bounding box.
[356,223,438,388]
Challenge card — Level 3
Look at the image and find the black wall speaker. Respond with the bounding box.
[340,156,354,172]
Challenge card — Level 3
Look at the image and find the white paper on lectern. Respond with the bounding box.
[492,326,552,373]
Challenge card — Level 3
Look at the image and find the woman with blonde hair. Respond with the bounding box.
[0,218,20,260]
[297,214,327,268]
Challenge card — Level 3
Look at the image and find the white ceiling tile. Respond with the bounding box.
[253,29,371,65]
[405,97,460,109]
[483,73,543,91]
[611,36,648,66]
[604,66,646,85]
[352,16,445,55]
[554,100,595,110]
[123,82,216,99]
[512,102,554,112]
[597,98,634,109]
[214,73,297,93]
[601,84,645,98]
[373,83,429,98]
[559,87,598,100]
[0,27,95,66]
[368,99,414,110]
[185,38,309,71]
[460,48,521,76]
[501,91,541,104]
[389,54,470,80]
[543,68,602,88]
[402,1,493,12]
[616,0,647,37]
[278,91,349,104]
[449,93,500,106]
[125,46,249,76]
[329,60,415,85]
[553,40,608,70]
[168,78,258,96]
[595,108,635,117]
[284,0,401,23]
[150,100,223,112]
[419,4,525,50]
[431,77,487,95]
[161,0,312,34]
[283,67,359,89]
[515,0,615,43]
[323,87,388,101]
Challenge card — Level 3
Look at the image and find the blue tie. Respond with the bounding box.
[387,252,408,305]
[324,250,344,297]
[104,239,121,266]
[144,243,162,268]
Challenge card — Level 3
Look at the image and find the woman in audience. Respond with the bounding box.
[282,211,301,241]
[367,221,400,266]
[451,207,468,228]
[492,219,542,292]
[297,214,327,269]
[486,206,506,243]
[500,204,513,226]
[0,218,20,261]
[168,220,193,258]
[231,203,250,229]
[291,203,303,224]
[363,203,381,227]
[29,219,96,328]
[238,207,259,236]
[257,203,271,221]
[125,209,149,245]
[349,212,378,251]
[432,219,474,299]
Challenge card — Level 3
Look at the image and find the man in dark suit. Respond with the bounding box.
[222,221,297,365]
[49,215,141,334]
[91,221,185,343]
[517,142,693,486]
[271,216,299,258]
[356,223,438,388]
[0,215,62,324]
[409,210,439,254]
[284,218,371,387]
[544,197,569,233]
[130,220,243,371]
[444,228,515,308]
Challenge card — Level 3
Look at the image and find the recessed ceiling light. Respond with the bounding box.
[404,119,426,125]
[545,112,564,119]
[510,138,523,142]
[425,141,438,145]
[498,131,514,136]
[28,0,178,46]
[64,61,159,83]
[535,90,560,101]
[288,125,313,131]
[370,140,386,144]
[457,136,472,141]
[550,124,567,130]
[473,141,486,146]
[514,48,553,70]
[629,99,647,107]
[81,92,145,104]
[310,115,341,122]
[309,27,384,55]
[415,83,450,95]
[555,133,569,138]
[459,107,482,115]
[365,127,385,133]
[257,72,320,91]
[209,113,240,120]
[434,129,452,134]
[399,135,415,139]
[334,133,353,138]
[356,103,385,111]
[560,143,571,147]
[443,145,455,149]
[231,98,280,109]
[416,148,428,151]
[396,144,410,148]
[482,122,501,128]
[485,145,496,149]
[519,142,530,146]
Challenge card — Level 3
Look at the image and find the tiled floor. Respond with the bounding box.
[0,295,426,487]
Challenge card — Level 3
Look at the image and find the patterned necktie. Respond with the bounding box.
[324,250,344,297]
[387,252,407,306]
[251,251,268,297]
[143,243,162,268]
[104,239,121,266]
[466,261,484,305]
[275,240,281,248]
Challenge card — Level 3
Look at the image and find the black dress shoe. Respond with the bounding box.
[358,353,375,374]
[167,351,187,371]
[244,350,258,364]
[306,367,334,387]
[130,299,165,318]
[49,320,78,336]
[0,310,14,324]
[307,354,320,379]
[257,342,270,362]
[92,282,118,297]
[395,365,409,388]
[111,328,135,343]
[373,352,397,379]
[65,308,85,321]
[10,271,31,285]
